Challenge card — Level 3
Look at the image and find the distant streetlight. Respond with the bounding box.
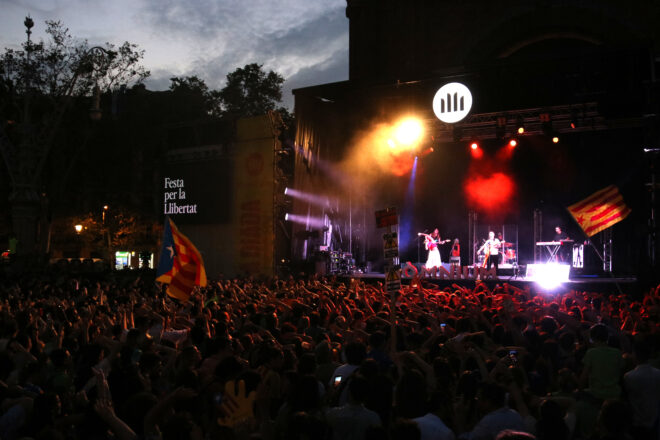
[101,205,111,268]
[75,224,83,233]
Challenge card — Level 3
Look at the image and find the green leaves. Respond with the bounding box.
[168,64,290,121]
[219,63,285,119]
[0,19,148,101]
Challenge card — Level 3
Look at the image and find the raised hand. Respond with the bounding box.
[216,379,256,427]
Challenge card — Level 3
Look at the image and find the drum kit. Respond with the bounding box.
[477,242,517,264]
[502,242,517,264]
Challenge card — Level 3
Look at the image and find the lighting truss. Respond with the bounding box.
[429,102,607,141]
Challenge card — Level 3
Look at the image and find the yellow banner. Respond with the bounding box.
[232,115,275,276]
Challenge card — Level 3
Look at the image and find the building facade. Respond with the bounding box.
[292,0,660,276]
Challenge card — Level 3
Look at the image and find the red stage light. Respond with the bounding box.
[509,139,517,147]
[470,143,483,159]
[390,154,415,176]
[464,172,515,215]
[419,147,434,158]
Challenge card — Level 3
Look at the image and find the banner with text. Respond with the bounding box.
[232,116,275,276]
[162,160,232,225]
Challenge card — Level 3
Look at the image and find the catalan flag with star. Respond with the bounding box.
[567,185,631,237]
[156,217,207,301]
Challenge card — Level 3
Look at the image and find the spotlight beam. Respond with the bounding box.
[285,188,331,207]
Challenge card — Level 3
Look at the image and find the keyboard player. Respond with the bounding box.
[553,226,571,262]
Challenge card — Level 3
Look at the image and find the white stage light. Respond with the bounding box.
[526,263,570,291]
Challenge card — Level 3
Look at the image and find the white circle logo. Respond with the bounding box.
[432,82,473,123]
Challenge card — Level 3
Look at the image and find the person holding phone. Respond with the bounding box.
[329,342,367,406]
[326,376,382,440]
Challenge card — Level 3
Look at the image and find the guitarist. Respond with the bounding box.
[477,231,501,273]
[418,229,450,272]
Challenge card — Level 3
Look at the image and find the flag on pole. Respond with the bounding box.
[567,185,631,237]
[156,217,207,301]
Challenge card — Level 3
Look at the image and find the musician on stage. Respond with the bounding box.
[419,229,448,271]
[450,238,461,266]
[553,226,571,262]
[553,226,570,242]
[477,231,501,273]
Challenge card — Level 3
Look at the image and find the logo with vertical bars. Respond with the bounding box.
[433,82,473,123]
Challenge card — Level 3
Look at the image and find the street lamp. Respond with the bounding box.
[0,18,116,258]
[81,47,116,121]
[24,16,33,38]
[101,205,112,268]
[89,85,102,121]
[75,224,83,234]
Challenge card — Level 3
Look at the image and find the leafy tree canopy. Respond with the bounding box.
[0,20,149,107]
[168,75,220,118]
[168,65,293,126]
[218,63,285,119]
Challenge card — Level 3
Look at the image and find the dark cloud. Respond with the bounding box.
[256,10,348,64]
[282,46,349,109]
[136,0,348,108]
[136,0,238,40]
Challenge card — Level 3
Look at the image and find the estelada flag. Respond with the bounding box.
[156,217,207,301]
[567,185,631,237]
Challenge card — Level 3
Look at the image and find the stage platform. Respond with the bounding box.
[344,271,640,296]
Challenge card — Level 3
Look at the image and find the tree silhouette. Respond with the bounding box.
[0,19,149,256]
[218,63,285,119]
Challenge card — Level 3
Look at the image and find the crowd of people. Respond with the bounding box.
[0,268,659,440]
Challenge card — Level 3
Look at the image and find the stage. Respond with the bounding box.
[345,268,640,296]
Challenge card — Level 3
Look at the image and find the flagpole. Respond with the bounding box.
[565,186,632,296]
[567,210,625,295]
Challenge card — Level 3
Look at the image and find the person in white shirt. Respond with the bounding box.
[478,231,501,274]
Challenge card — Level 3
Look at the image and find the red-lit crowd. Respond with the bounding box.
[0,271,659,440]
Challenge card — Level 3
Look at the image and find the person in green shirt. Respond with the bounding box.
[580,324,624,400]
